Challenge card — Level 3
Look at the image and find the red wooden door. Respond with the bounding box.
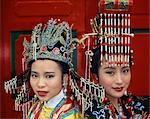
[1,0,150,118]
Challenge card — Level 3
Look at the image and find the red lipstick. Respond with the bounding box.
[37,91,48,97]
[113,87,123,92]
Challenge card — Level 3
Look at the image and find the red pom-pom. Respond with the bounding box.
[103,97,109,103]
[127,98,133,104]
[108,105,113,110]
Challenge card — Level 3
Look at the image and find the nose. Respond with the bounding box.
[37,78,46,88]
[115,72,123,85]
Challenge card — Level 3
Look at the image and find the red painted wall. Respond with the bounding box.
[129,34,150,96]
[0,0,2,117]
[1,0,149,118]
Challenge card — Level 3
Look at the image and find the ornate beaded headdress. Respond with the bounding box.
[88,0,134,67]
[4,18,77,118]
[23,18,74,69]
[70,0,134,114]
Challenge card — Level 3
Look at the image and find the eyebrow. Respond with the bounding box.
[45,72,55,75]
[121,66,130,69]
[31,71,55,74]
[31,71,38,74]
[103,67,116,70]
[103,66,130,70]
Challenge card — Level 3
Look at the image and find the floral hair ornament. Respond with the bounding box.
[4,18,79,119]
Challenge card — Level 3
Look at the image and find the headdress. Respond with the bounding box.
[23,18,74,69]
[4,18,77,118]
[70,0,134,114]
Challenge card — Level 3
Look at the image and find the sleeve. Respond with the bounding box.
[84,99,110,119]
[61,104,84,119]
[131,95,150,118]
[64,112,84,119]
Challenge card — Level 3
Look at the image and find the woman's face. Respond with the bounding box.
[98,59,131,99]
[30,60,64,101]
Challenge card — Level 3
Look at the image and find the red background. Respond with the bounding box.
[0,0,150,118]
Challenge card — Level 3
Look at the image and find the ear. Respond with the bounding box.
[63,74,68,85]
[93,74,99,84]
[63,74,68,80]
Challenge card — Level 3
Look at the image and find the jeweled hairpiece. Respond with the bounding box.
[89,13,134,66]
[23,18,74,69]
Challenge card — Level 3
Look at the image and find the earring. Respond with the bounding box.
[98,85,105,103]
[63,79,68,99]
[34,94,37,99]
[124,90,128,96]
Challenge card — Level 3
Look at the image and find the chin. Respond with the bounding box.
[114,94,123,98]
[115,92,124,98]
[109,91,124,98]
[38,97,48,101]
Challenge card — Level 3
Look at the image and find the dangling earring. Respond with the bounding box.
[34,94,37,99]
[63,75,68,99]
[124,90,128,96]
[98,85,106,103]
[96,77,98,80]
[63,88,67,99]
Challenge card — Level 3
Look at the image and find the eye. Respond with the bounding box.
[46,75,54,79]
[30,73,38,79]
[105,71,115,76]
[122,68,130,74]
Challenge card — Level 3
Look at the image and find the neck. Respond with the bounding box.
[44,89,65,108]
[107,94,119,110]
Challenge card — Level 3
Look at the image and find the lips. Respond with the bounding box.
[113,87,123,92]
[37,91,48,97]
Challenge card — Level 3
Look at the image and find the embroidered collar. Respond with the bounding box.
[44,89,65,108]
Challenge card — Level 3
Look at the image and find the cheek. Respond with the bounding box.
[124,73,131,84]
[47,78,62,90]
[30,79,36,89]
[125,78,131,87]
[99,75,112,87]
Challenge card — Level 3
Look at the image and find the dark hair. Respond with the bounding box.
[91,47,102,76]
[91,46,133,77]
[14,59,69,100]
[27,58,69,77]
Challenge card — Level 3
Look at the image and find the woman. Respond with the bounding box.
[84,46,150,119]
[4,19,83,119]
[27,59,82,118]
[68,3,149,116]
